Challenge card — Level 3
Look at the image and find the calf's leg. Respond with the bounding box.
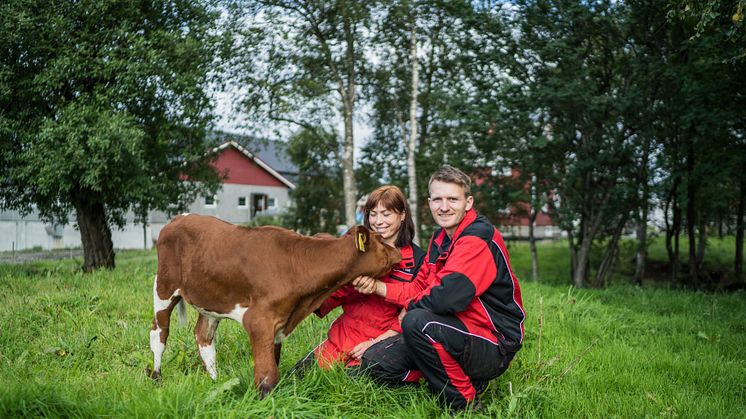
[244,317,280,399]
[149,275,181,379]
[195,313,221,380]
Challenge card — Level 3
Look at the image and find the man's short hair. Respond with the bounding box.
[428,165,472,197]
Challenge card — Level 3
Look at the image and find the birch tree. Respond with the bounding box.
[232,0,374,227]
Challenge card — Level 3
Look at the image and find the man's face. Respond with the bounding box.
[428,180,473,236]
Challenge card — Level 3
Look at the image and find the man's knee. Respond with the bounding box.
[360,342,412,387]
[401,308,433,338]
[360,334,420,383]
[359,352,378,374]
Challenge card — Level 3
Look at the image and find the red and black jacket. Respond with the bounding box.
[384,209,525,346]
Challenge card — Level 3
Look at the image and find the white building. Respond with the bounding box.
[0,140,296,251]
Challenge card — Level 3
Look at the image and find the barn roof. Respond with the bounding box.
[213,141,296,190]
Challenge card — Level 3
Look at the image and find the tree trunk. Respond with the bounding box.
[633,205,648,286]
[674,212,681,283]
[633,135,651,286]
[407,20,419,245]
[567,228,577,282]
[665,182,674,264]
[686,143,699,286]
[341,13,358,228]
[596,215,627,287]
[573,183,609,287]
[417,18,440,150]
[73,195,115,272]
[529,210,539,281]
[574,234,592,288]
[666,178,682,282]
[736,173,744,283]
[529,176,539,280]
[696,216,707,273]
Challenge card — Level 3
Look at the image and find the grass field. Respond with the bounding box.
[1,240,744,418]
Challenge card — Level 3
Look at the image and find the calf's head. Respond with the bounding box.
[349,225,402,277]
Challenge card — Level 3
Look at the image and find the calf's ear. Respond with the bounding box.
[352,225,370,253]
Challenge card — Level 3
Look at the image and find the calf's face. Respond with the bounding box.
[349,225,402,277]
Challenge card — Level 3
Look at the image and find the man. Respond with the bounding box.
[353,165,525,410]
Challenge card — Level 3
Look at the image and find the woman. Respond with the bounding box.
[295,185,425,371]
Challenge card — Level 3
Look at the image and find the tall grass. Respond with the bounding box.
[0,241,744,418]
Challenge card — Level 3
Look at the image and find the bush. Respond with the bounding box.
[244,215,287,228]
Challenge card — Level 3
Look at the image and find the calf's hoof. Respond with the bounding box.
[257,378,275,399]
[145,366,161,380]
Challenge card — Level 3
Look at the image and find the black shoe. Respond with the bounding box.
[449,397,483,415]
[474,380,490,397]
[468,398,484,413]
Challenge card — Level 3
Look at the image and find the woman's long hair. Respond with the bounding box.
[362,185,415,248]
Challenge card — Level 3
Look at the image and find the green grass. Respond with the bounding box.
[0,242,744,418]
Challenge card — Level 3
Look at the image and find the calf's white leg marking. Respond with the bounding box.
[152,275,180,315]
[151,275,180,372]
[199,343,218,380]
[226,304,248,323]
[195,315,220,380]
[150,327,165,372]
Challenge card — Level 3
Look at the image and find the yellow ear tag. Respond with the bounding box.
[356,232,367,252]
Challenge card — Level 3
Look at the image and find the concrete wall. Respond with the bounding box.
[187,183,290,225]
[0,213,59,251]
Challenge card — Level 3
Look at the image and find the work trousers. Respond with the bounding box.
[361,308,517,409]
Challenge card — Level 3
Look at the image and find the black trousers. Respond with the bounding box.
[361,308,517,409]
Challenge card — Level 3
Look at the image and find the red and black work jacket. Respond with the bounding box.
[316,244,426,348]
[384,209,525,347]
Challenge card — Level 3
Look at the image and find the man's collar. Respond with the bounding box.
[437,209,477,244]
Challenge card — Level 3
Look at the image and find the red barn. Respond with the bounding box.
[474,167,560,240]
[148,140,296,245]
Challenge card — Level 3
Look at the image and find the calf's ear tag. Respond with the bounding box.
[356,232,367,252]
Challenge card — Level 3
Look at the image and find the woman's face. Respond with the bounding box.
[368,202,406,246]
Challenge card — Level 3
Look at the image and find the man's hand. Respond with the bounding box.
[349,339,375,360]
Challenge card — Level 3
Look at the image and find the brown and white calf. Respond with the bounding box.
[148,214,400,397]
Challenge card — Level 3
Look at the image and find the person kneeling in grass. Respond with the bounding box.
[354,165,526,411]
[292,185,425,372]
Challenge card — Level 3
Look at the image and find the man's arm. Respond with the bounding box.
[409,236,496,314]
[353,260,432,306]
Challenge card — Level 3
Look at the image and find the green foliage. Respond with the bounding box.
[282,128,344,235]
[244,215,287,228]
[1,0,225,215]
[0,0,226,269]
[19,102,146,226]
[359,1,512,228]
[669,0,746,60]
[1,243,744,417]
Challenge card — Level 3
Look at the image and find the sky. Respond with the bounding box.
[212,89,374,160]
